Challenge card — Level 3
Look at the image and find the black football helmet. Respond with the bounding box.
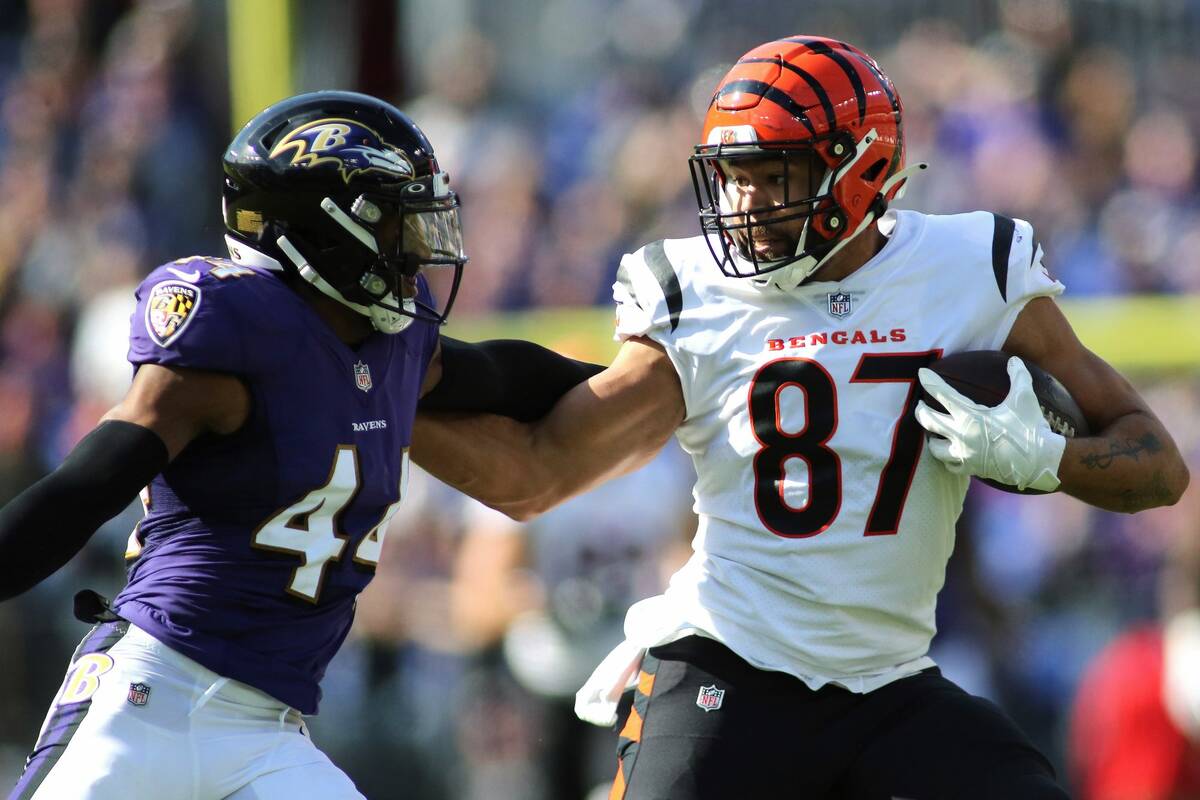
[222,90,466,333]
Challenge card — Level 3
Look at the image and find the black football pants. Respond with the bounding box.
[610,635,1069,800]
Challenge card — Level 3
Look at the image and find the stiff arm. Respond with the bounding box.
[412,336,686,520]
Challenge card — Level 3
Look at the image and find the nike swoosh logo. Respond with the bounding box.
[167,267,201,282]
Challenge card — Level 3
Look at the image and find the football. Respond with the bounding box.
[920,350,1090,494]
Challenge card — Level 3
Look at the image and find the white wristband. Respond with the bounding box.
[1023,429,1066,492]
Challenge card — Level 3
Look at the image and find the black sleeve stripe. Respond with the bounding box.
[1029,233,1040,267]
[716,79,816,137]
[990,214,1016,302]
[615,261,644,311]
[643,240,683,333]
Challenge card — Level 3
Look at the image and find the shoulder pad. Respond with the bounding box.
[131,255,296,374]
[614,240,684,334]
[921,212,1049,304]
[158,255,262,286]
[986,214,1048,303]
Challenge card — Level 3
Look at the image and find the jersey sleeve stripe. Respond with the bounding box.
[615,261,645,311]
[990,213,1016,302]
[644,240,684,332]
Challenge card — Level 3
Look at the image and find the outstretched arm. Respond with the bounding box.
[419,336,606,422]
[0,365,249,601]
[413,336,686,520]
[1004,297,1189,511]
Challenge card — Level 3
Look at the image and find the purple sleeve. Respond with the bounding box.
[127,272,248,375]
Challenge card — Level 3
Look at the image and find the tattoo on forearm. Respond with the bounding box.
[1080,433,1163,470]
[1115,470,1173,512]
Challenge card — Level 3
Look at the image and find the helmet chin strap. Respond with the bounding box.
[319,197,379,254]
[275,233,416,335]
[747,129,880,290]
[757,161,928,292]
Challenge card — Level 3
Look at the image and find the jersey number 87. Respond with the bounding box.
[749,351,941,538]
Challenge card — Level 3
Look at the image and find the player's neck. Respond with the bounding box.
[807,223,887,284]
[289,277,375,346]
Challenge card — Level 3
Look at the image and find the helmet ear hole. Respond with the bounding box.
[859,157,888,183]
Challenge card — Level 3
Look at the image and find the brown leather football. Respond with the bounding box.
[920,350,1089,494]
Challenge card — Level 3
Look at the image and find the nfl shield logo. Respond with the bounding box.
[127,682,151,707]
[353,360,372,392]
[828,292,852,318]
[696,684,725,712]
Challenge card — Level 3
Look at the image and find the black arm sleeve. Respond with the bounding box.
[0,420,169,602]
[419,337,606,423]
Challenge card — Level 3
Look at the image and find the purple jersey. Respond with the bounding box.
[112,256,438,713]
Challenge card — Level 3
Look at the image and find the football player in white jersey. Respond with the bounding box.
[414,36,1189,799]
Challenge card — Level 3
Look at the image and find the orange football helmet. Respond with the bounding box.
[689,36,925,288]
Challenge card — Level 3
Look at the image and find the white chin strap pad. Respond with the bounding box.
[275,234,415,334]
[366,299,417,334]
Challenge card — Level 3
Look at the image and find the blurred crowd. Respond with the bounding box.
[0,0,1198,797]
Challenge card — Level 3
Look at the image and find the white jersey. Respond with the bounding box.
[612,209,1063,692]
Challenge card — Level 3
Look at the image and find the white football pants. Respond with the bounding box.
[13,623,364,800]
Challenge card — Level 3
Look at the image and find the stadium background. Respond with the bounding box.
[0,0,1198,797]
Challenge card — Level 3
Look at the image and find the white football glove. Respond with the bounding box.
[914,356,1066,492]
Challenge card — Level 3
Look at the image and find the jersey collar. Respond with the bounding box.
[224,236,285,272]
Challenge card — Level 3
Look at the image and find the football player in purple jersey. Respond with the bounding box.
[0,91,600,799]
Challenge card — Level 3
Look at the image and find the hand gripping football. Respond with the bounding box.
[918,351,1089,494]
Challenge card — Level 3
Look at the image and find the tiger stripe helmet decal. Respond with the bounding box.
[690,36,922,289]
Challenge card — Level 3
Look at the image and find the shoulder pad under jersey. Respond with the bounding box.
[613,239,686,340]
[128,256,302,376]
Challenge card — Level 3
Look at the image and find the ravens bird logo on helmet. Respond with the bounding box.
[222,91,467,334]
